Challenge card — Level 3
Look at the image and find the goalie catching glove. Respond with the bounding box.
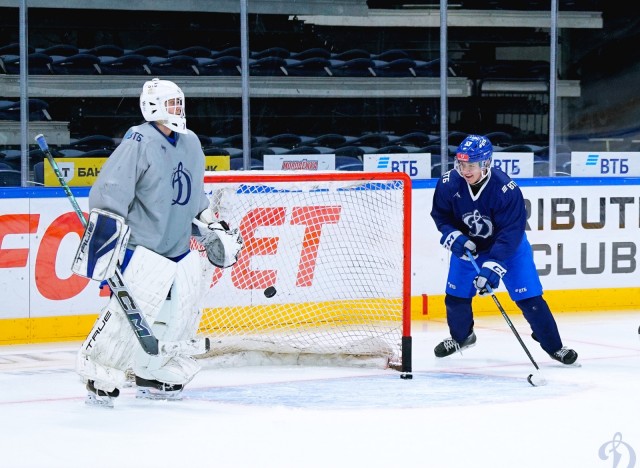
[194,217,243,269]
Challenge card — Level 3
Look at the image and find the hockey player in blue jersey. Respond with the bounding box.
[430,134,578,365]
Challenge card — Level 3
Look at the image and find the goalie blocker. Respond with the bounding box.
[72,208,130,281]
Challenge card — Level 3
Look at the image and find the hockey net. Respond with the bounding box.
[193,171,411,373]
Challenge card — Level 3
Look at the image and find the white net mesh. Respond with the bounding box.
[193,172,410,370]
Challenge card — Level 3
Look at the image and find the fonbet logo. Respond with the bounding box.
[282,159,319,170]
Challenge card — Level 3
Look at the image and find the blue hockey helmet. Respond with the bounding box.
[456,135,493,163]
[455,134,493,181]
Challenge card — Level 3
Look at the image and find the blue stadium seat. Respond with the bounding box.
[289,47,331,61]
[0,99,52,121]
[334,146,365,158]
[251,47,290,60]
[249,56,288,76]
[203,146,231,156]
[373,58,417,77]
[335,156,363,171]
[266,133,302,148]
[375,145,409,154]
[132,45,169,59]
[80,148,113,158]
[59,148,86,157]
[398,131,438,147]
[68,135,116,151]
[331,49,370,61]
[0,43,33,56]
[41,44,79,58]
[0,169,22,186]
[371,49,410,62]
[197,56,241,76]
[283,146,321,155]
[33,161,44,185]
[330,58,377,77]
[86,44,125,58]
[249,146,275,161]
[1,52,52,74]
[484,131,513,146]
[149,55,199,76]
[285,57,332,77]
[51,53,102,75]
[342,133,389,149]
[230,157,263,170]
[447,131,469,146]
[413,58,459,77]
[169,46,212,58]
[308,133,347,148]
[211,46,241,59]
[100,54,151,75]
[220,134,257,148]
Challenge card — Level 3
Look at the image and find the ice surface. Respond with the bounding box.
[1,312,639,468]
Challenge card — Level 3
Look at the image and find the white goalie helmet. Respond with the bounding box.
[139,78,187,134]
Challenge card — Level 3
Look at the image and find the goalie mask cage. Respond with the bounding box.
[196,171,411,374]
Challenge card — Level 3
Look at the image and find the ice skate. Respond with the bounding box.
[531,333,579,366]
[85,380,120,408]
[550,347,578,365]
[135,376,184,400]
[434,331,477,358]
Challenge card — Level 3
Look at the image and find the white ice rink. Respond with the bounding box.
[1,311,639,468]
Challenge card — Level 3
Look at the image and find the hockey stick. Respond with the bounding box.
[467,251,547,387]
[35,134,212,357]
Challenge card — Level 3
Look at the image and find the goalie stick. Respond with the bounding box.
[467,250,547,387]
[35,134,209,357]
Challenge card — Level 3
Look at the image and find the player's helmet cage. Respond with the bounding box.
[140,78,187,134]
[455,134,493,180]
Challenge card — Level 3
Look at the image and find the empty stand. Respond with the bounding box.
[51,53,102,75]
[0,53,52,75]
[335,155,364,171]
[100,54,151,75]
[197,56,241,76]
[0,99,51,121]
[0,169,22,186]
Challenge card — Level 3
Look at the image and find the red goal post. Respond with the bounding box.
[194,171,412,374]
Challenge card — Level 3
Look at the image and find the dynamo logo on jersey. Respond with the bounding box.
[462,209,493,238]
[172,161,192,206]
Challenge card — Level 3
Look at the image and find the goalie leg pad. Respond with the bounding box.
[133,251,205,385]
[72,208,130,281]
[76,246,177,390]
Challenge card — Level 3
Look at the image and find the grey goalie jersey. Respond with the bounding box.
[89,122,209,258]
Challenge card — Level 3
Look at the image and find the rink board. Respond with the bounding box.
[0,177,639,344]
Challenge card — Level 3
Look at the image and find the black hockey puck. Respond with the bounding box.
[264,286,277,298]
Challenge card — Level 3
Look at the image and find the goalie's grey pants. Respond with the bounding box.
[76,246,206,393]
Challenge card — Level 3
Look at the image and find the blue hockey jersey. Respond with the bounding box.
[430,168,526,263]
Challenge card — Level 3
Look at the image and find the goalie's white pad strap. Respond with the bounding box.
[72,208,130,281]
[76,246,177,388]
[134,251,205,385]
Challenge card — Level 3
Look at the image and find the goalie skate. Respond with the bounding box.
[135,376,184,400]
[85,380,120,408]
